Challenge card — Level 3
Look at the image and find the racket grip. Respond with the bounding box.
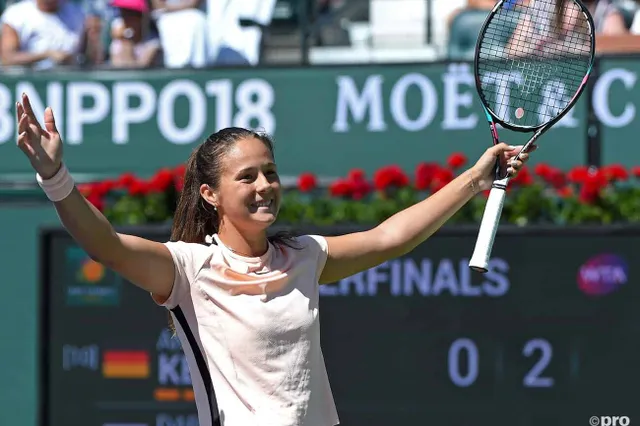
[469,181,508,273]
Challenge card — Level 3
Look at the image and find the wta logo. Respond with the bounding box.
[577,254,628,296]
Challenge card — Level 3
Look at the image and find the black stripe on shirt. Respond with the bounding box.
[172,306,221,426]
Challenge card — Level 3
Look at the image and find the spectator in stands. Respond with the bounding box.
[150,0,210,68]
[205,0,250,66]
[109,0,161,68]
[584,0,628,34]
[1,0,103,69]
[504,0,627,57]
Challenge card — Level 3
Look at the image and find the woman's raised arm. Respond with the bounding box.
[16,94,176,299]
[319,143,531,284]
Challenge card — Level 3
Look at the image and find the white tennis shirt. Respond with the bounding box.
[152,234,340,426]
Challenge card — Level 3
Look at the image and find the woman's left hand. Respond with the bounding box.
[471,142,536,191]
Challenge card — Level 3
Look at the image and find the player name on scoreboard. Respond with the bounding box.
[62,340,196,404]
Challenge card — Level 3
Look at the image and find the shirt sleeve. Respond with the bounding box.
[1,4,26,32]
[151,241,211,309]
[299,235,329,283]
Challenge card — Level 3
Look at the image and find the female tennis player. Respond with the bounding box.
[16,93,530,426]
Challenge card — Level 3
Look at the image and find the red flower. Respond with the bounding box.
[85,180,114,197]
[329,178,353,198]
[534,163,552,180]
[77,183,95,197]
[373,165,409,191]
[351,180,372,200]
[414,162,440,190]
[86,193,104,211]
[584,168,608,192]
[346,169,371,199]
[117,172,136,189]
[511,165,533,186]
[447,153,467,170]
[129,179,151,196]
[632,166,640,178]
[148,168,174,193]
[534,163,564,188]
[579,184,599,204]
[347,169,366,182]
[431,168,454,193]
[77,181,114,198]
[602,164,628,182]
[328,169,374,199]
[297,173,317,192]
[547,168,566,188]
[577,168,607,204]
[567,166,589,184]
[173,164,186,179]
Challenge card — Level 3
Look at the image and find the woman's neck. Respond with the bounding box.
[216,224,268,257]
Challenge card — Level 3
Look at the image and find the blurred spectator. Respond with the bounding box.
[109,0,161,68]
[205,0,249,66]
[150,0,210,68]
[504,0,627,57]
[1,0,103,69]
[585,0,628,34]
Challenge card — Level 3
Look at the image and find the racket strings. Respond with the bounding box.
[477,0,593,127]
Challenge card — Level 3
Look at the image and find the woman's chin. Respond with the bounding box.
[249,211,278,226]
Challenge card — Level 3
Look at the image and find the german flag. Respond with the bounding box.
[102,350,150,379]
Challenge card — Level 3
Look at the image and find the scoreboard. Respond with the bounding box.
[39,225,640,426]
[41,232,198,426]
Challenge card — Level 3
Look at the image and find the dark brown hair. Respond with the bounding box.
[167,127,299,331]
[555,0,590,33]
[171,127,298,245]
[554,0,568,34]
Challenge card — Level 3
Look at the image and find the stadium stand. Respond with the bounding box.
[1,0,640,69]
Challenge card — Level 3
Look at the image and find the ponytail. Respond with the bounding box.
[170,145,218,244]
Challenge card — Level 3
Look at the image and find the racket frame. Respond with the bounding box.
[468,0,596,273]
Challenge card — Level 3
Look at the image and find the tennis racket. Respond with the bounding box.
[468,0,595,273]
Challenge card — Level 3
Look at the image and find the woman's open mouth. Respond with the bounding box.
[251,199,273,209]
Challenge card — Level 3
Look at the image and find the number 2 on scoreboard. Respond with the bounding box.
[522,338,554,387]
[447,338,555,388]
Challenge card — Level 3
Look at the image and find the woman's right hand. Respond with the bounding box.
[16,93,63,179]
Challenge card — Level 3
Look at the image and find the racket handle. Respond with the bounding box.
[469,179,508,273]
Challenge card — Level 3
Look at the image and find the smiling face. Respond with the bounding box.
[201,136,281,234]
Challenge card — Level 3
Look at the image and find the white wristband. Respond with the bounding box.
[36,163,75,202]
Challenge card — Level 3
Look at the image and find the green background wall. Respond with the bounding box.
[0,202,59,426]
